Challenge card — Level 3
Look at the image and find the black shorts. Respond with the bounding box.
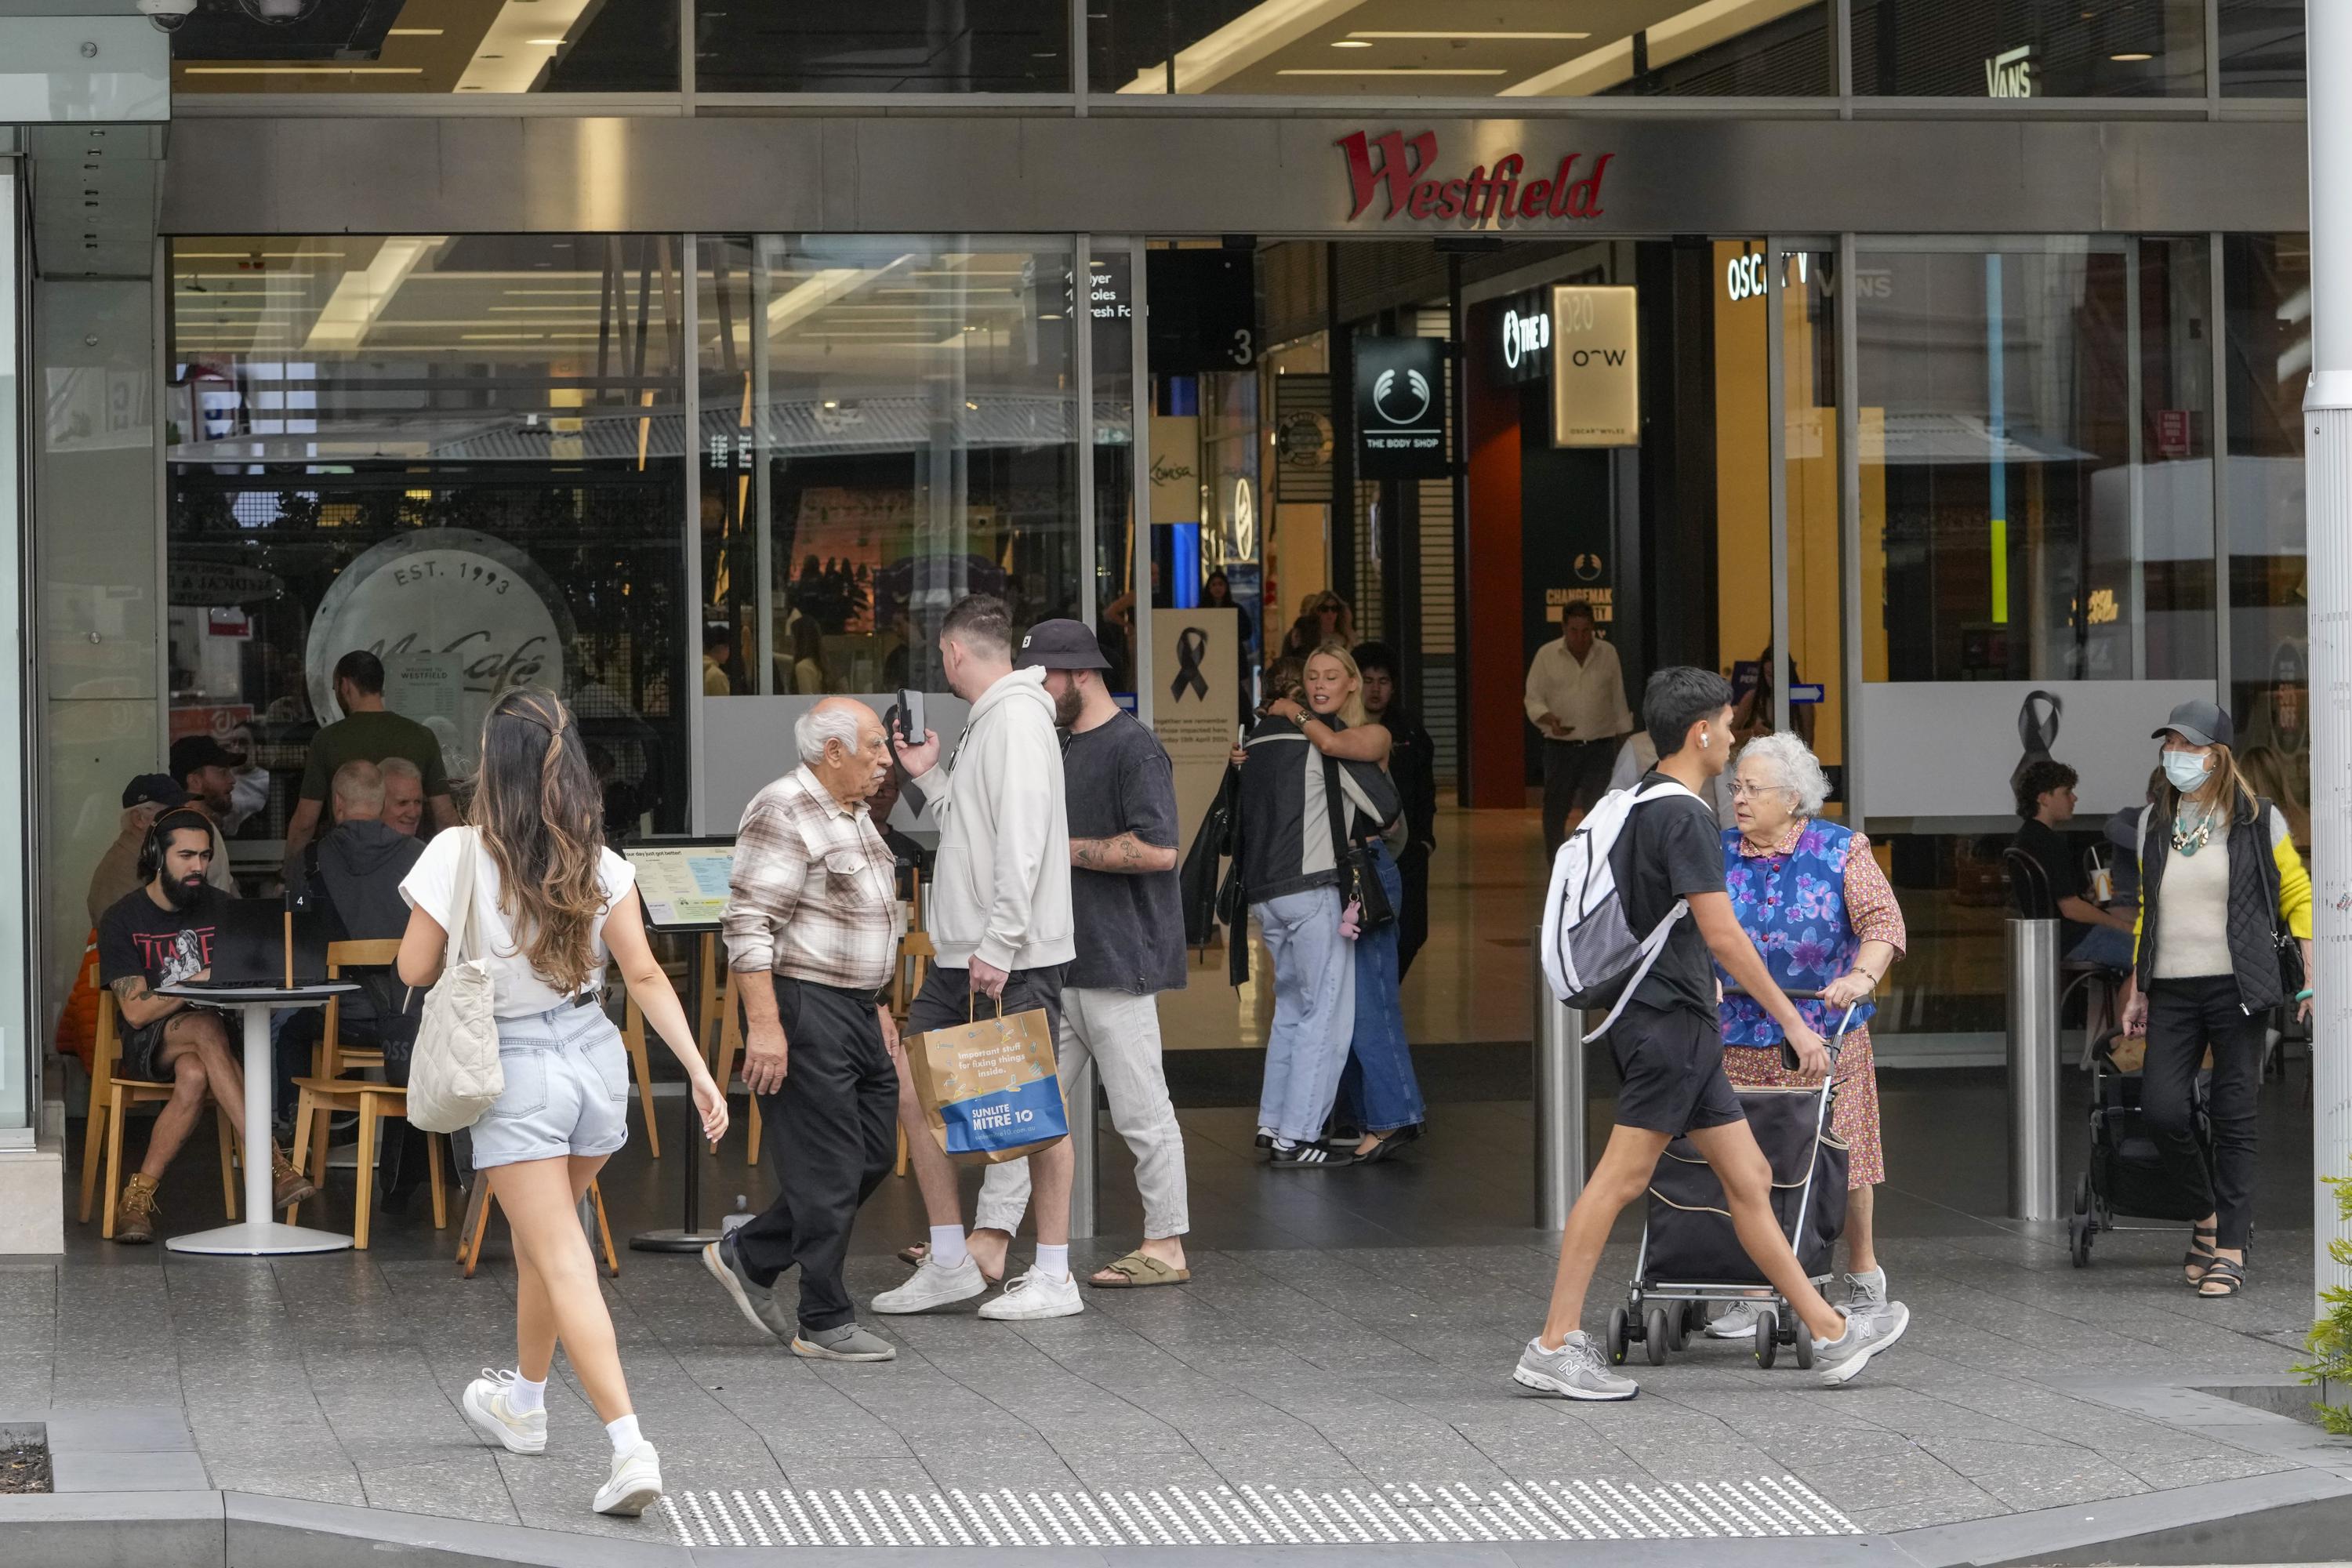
[1607,1002,1744,1136]
[905,963,1066,1043]
[118,1007,232,1083]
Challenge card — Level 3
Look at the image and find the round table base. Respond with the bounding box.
[166,1220,356,1256]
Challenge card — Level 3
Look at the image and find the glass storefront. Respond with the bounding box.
[0,167,24,1135]
[695,2,1072,93]
[1850,1,2207,96]
[167,1,679,95]
[165,234,692,841]
[2219,0,2305,95]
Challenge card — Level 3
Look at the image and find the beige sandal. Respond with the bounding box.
[1089,1250,1191,1288]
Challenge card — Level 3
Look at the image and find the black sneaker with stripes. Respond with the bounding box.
[1269,1140,1356,1168]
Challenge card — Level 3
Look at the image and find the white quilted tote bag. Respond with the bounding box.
[405,828,504,1134]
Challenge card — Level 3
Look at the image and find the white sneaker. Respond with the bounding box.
[871,1254,986,1314]
[460,1369,547,1455]
[593,1439,663,1517]
[976,1265,1085,1321]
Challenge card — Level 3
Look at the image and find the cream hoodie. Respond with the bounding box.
[906,666,1075,973]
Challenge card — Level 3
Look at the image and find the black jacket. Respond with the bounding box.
[1385,710,1438,853]
[1235,713,1401,905]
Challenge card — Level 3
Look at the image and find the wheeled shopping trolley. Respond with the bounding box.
[1611,1000,1854,1370]
[2068,1029,2220,1268]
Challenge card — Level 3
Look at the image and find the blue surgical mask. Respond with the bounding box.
[2162,751,2212,793]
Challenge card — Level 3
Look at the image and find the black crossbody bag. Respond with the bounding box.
[1323,754,1396,934]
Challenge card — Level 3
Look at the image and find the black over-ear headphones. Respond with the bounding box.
[139,809,216,883]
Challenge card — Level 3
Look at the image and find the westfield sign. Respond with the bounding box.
[1338,129,1613,225]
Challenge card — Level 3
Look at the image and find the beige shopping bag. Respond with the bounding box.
[905,998,1069,1165]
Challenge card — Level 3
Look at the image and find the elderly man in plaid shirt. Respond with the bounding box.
[703,697,903,1363]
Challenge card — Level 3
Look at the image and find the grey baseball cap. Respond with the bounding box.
[2152,698,2233,750]
[1014,619,1110,671]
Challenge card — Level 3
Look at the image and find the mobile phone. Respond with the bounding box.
[897,688,926,745]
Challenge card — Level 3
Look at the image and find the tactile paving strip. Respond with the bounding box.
[658,1475,1857,1548]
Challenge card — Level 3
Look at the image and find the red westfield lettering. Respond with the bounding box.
[1338,130,1612,225]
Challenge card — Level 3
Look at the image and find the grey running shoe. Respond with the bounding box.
[1842,1269,1888,1312]
[702,1236,793,1341]
[1705,1298,1768,1339]
[1511,1332,1638,1402]
[1813,1300,1910,1386]
[792,1323,897,1362]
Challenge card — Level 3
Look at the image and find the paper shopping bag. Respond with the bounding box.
[906,1002,1070,1164]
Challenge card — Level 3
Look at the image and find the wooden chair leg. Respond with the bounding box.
[895,1121,909,1178]
[426,1133,448,1230]
[697,932,723,1061]
[308,1089,331,1200]
[77,1095,104,1225]
[354,1097,380,1251]
[458,1181,492,1276]
[710,971,742,1103]
[625,996,660,1159]
[589,1180,619,1278]
[101,1092,126,1240]
[747,1095,763,1167]
[217,1106,238,1222]
[283,1087,314,1224]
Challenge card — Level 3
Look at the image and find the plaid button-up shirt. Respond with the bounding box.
[722,766,898,992]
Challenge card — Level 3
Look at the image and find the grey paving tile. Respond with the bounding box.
[49,1448,212,1491]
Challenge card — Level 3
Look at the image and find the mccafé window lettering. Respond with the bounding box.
[1338,131,1613,226]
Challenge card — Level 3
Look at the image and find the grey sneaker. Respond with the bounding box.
[1705,1298,1768,1339]
[1813,1300,1910,1386]
[792,1323,898,1363]
[1842,1269,1888,1312]
[1511,1332,1638,1402]
[702,1236,794,1341]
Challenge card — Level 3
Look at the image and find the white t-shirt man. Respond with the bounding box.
[399,826,637,1016]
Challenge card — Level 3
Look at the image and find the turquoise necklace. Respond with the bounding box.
[2172,799,2220,856]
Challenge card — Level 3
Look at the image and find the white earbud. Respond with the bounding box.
[1699,729,1710,750]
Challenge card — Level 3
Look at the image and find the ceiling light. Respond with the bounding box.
[528,38,565,45]
[1348,30,1590,39]
[1331,39,1371,48]
[180,65,423,74]
[1276,67,1506,75]
[386,27,443,34]
[2110,51,2152,60]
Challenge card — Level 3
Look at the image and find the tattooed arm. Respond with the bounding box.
[1069,833,1178,875]
[109,974,185,1029]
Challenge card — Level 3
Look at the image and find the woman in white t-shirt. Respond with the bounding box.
[397,688,727,1519]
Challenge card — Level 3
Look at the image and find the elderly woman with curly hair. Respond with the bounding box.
[1705,731,1906,1340]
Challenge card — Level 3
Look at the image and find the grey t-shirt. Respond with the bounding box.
[1062,713,1187,995]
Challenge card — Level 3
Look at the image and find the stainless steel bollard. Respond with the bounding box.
[2006,916,2062,1221]
[1534,938,1587,1230]
[1066,1055,1098,1240]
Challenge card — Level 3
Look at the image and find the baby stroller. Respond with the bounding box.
[2069,1028,2218,1268]
[1611,998,1856,1370]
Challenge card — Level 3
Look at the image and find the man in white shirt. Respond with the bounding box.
[1523,601,1635,856]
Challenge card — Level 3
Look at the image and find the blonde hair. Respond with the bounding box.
[1305,639,1368,729]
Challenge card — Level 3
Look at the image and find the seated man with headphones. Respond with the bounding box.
[94,809,319,1244]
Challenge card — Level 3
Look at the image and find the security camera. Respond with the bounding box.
[136,0,197,27]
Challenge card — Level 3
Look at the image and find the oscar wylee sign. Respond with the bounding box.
[1338,130,1613,227]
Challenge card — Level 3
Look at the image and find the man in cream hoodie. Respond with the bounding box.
[875,594,1083,1321]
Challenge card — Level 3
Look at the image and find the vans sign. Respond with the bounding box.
[1338,130,1613,227]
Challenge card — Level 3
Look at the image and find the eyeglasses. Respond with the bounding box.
[1727,779,1784,800]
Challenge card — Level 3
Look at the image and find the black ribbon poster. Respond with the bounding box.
[1170,627,1210,702]
[2008,688,2063,803]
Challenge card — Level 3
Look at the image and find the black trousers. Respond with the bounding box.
[1541,738,1618,858]
[1396,842,1431,979]
[2143,975,2267,1251]
[733,977,899,1332]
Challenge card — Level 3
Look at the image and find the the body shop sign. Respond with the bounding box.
[306,528,574,778]
[1338,130,1613,227]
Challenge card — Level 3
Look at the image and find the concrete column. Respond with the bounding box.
[2307,2,2352,1319]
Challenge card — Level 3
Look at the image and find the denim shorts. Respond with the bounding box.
[469,1000,632,1170]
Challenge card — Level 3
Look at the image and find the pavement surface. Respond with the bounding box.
[0,1062,2340,1555]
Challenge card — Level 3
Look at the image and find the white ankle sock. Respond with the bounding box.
[505,1374,546,1416]
[605,1414,642,1455]
[929,1225,970,1269]
[1035,1243,1069,1279]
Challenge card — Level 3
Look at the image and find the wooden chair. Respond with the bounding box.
[76,971,239,1240]
[283,940,447,1249]
[706,969,765,1166]
[454,1176,619,1279]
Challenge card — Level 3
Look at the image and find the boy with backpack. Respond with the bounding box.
[1515,667,1910,1399]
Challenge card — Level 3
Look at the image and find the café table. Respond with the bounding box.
[157,980,358,1256]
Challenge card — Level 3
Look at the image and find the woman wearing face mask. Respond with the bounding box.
[2118,700,2312,1299]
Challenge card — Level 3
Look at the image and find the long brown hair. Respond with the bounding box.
[472,688,608,995]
